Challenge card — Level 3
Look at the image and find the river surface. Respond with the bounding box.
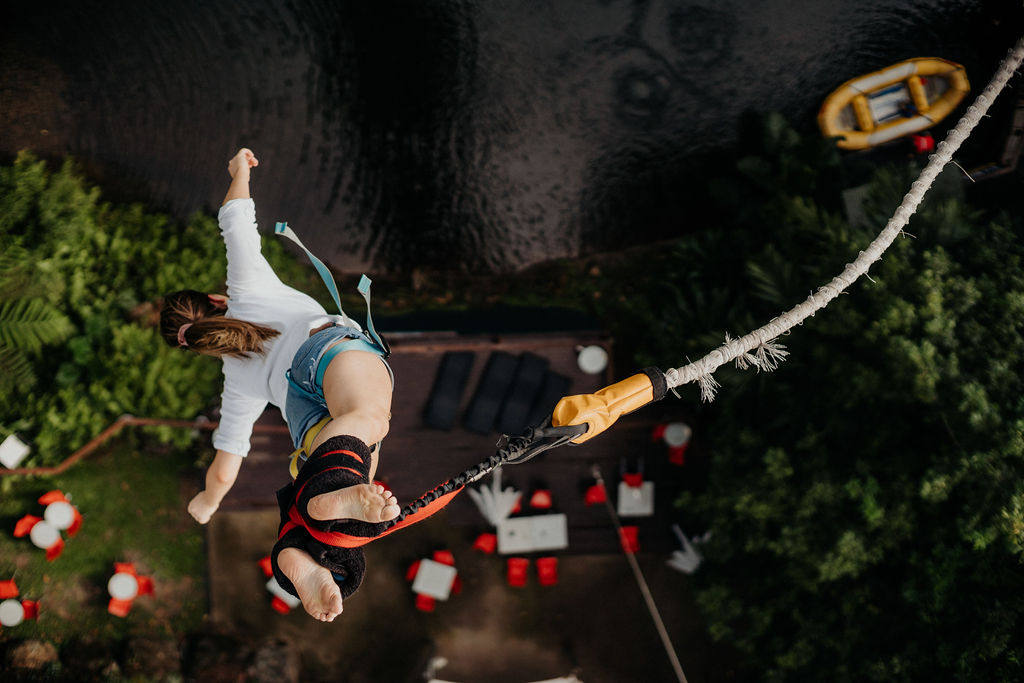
[1,1,1020,272]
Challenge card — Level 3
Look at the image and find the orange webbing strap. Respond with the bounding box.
[551,367,668,444]
[279,483,465,548]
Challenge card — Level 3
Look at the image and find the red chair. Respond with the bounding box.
[619,526,640,554]
[622,472,644,488]
[584,483,607,506]
[44,538,65,562]
[536,557,558,586]
[506,558,529,587]
[652,423,667,442]
[529,489,553,510]
[405,560,421,582]
[509,493,523,515]
[270,596,291,615]
[107,597,133,618]
[258,556,273,578]
[67,509,83,537]
[668,443,688,466]
[473,532,497,554]
[432,550,455,566]
[21,600,39,620]
[136,575,155,596]
[0,579,18,599]
[414,593,436,612]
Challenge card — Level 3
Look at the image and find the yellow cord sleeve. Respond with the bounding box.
[551,368,667,444]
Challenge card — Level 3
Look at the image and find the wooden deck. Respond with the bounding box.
[221,329,692,554]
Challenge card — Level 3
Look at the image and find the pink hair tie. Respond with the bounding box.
[177,323,194,348]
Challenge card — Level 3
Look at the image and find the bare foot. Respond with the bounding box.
[278,547,343,622]
[307,483,400,523]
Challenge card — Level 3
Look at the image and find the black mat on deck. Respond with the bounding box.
[422,351,475,430]
[463,351,518,434]
[526,370,572,429]
[496,352,549,436]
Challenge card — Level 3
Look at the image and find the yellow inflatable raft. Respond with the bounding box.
[818,57,970,150]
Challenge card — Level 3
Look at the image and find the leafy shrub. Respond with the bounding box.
[652,116,1024,681]
[0,153,313,466]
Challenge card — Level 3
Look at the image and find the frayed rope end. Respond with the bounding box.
[731,336,789,373]
[698,372,721,402]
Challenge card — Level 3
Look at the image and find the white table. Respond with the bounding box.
[0,434,30,469]
[617,481,655,517]
[497,514,569,554]
[29,520,59,550]
[662,422,692,447]
[107,572,138,600]
[44,501,74,530]
[411,558,458,600]
[576,345,608,374]
[0,599,24,627]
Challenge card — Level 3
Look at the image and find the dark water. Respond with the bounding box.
[1,1,1020,273]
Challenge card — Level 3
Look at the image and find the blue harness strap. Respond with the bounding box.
[275,221,390,358]
[314,336,393,390]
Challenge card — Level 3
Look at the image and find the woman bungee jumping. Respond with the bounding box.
[160,148,398,622]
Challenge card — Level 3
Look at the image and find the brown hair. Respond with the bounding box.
[159,289,280,358]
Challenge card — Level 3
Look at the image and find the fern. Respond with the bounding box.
[0,243,36,300]
[0,347,35,395]
[0,299,75,351]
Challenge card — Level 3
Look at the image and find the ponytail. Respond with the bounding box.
[160,290,280,358]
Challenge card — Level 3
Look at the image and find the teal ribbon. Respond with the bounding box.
[275,221,390,357]
[357,274,390,357]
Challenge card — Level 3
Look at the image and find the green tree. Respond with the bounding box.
[650,117,1023,681]
[0,153,315,465]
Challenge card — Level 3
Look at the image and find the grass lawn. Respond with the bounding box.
[0,434,205,650]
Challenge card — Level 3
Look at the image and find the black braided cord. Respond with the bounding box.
[380,425,585,530]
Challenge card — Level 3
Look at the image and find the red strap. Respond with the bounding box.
[280,485,465,548]
[293,466,367,508]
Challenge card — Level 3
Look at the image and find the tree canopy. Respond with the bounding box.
[645,115,1024,681]
[0,153,312,467]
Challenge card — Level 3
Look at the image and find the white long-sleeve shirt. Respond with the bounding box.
[212,198,356,456]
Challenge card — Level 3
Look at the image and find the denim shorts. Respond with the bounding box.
[284,324,393,449]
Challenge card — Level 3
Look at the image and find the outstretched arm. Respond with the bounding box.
[187,449,244,524]
[222,148,259,206]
